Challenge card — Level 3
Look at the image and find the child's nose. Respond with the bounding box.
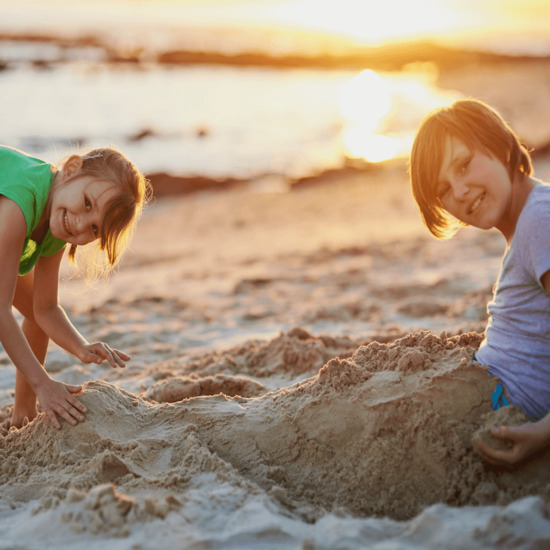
[76,214,90,234]
[450,178,469,200]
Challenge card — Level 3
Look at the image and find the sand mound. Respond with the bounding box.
[1,330,549,531]
[0,381,263,536]
[149,326,360,381]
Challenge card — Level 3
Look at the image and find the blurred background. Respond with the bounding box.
[0,0,549,187]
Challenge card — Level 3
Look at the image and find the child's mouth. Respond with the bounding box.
[64,210,72,235]
[468,192,485,215]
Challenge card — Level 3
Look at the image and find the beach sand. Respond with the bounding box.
[1,62,550,549]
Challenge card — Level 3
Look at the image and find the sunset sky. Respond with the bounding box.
[4,0,550,52]
[126,0,550,47]
[172,0,472,42]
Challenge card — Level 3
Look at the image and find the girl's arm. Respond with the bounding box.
[473,269,550,466]
[0,197,86,428]
[33,246,130,369]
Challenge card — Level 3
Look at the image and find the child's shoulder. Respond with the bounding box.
[518,183,550,236]
[0,146,50,187]
[0,145,18,162]
[528,182,550,207]
[0,145,42,164]
[0,146,52,214]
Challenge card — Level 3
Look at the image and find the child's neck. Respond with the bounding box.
[499,174,536,245]
[32,170,59,243]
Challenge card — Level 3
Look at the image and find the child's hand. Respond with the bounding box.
[35,379,87,430]
[80,342,131,368]
[473,420,550,467]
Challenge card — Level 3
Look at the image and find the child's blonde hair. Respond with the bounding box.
[409,99,533,238]
[62,147,151,274]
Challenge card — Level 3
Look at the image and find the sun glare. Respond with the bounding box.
[339,69,398,163]
[254,0,465,45]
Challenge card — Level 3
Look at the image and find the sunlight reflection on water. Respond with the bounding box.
[0,47,459,178]
[339,67,459,164]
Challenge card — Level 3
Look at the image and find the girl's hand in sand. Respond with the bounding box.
[35,379,87,430]
[80,342,131,368]
[473,414,550,466]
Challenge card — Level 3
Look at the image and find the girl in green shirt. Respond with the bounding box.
[0,145,149,430]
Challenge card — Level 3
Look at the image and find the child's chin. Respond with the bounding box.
[470,220,492,231]
[52,228,69,242]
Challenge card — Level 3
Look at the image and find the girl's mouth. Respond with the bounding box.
[468,192,485,215]
[64,210,72,235]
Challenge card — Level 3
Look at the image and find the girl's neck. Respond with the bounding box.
[33,169,60,242]
[499,174,536,244]
[43,170,61,220]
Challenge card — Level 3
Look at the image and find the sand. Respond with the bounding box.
[2,65,550,549]
[1,329,549,548]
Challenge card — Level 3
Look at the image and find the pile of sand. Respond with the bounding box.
[146,327,360,385]
[2,328,549,536]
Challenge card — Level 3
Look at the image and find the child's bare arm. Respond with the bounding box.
[473,270,550,466]
[33,250,130,369]
[0,197,86,428]
[473,412,550,466]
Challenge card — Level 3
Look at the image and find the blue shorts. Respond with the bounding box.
[491,383,510,411]
[472,356,510,412]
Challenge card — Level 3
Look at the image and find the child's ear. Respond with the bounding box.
[62,155,83,178]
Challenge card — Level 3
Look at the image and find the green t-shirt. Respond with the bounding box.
[0,146,66,275]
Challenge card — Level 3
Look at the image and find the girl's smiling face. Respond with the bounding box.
[49,175,119,246]
[437,135,513,232]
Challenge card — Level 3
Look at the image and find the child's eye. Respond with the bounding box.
[459,157,471,174]
[85,197,91,210]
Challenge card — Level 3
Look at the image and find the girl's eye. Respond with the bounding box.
[85,197,91,210]
[459,157,471,174]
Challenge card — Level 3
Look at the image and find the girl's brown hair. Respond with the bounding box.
[409,99,532,238]
[65,147,151,272]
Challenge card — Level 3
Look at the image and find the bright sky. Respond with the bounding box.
[150,0,550,46]
[210,0,467,43]
[4,0,550,52]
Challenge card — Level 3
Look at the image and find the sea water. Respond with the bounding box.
[6,0,548,180]
[0,49,457,179]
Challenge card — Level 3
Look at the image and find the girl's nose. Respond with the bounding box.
[75,214,91,235]
[450,178,469,200]
[75,215,85,233]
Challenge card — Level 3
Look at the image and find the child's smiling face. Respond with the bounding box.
[437,135,513,232]
[49,175,119,246]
